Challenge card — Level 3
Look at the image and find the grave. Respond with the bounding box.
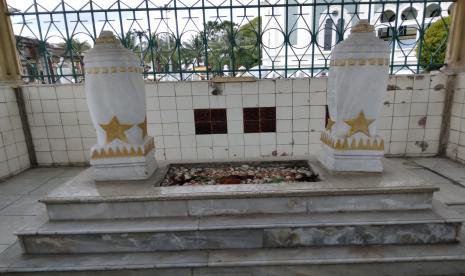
[318,20,388,172]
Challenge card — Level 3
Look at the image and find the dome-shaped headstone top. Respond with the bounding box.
[331,20,390,60]
[84,31,140,68]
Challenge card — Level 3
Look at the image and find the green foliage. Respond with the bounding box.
[203,20,238,73]
[181,34,204,68]
[58,38,91,57]
[122,31,141,52]
[235,17,261,70]
[125,17,262,76]
[416,16,450,72]
[57,38,91,75]
[203,17,261,73]
[151,34,178,72]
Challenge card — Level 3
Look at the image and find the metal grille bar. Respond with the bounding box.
[6,0,454,83]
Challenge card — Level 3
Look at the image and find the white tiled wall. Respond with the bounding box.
[380,73,446,156]
[447,72,465,164]
[22,84,94,165]
[21,73,447,165]
[0,86,30,178]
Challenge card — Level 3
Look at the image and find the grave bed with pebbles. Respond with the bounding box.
[160,160,319,186]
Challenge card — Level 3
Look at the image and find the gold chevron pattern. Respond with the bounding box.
[320,131,384,151]
[330,58,389,67]
[91,138,155,160]
[85,66,144,75]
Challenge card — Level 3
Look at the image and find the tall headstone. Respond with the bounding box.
[319,20,389,172]
[84,31,157,181]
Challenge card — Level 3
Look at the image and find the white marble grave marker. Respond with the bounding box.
[84,31,157,180]
[319,20,390,172]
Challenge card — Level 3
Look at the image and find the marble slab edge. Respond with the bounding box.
[1,255,208,273]
[39,186,439,204]
[2,245,465,273]
[15,211,462,236]
[432,199,465,223]
[16,220,461,236]
[206,255,465,268]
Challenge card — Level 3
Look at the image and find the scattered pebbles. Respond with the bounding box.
[161,164,318,186]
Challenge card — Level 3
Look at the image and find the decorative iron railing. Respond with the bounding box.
[6,0,454,83]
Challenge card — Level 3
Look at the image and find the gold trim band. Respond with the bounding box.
[320,131,384,151]
[91,138,155,160]
[85,66,144,75]
[330,58,389,67]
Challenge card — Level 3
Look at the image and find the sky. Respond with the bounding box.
[7,0,262,45]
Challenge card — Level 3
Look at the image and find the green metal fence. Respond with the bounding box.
[7,0,454,83]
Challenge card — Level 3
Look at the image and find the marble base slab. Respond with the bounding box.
[318,144,384,172]
[45,157,434,200]
[39,157,440,220]
[91,149,157,181]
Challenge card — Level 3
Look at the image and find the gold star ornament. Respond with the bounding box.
[344,111,374,137]
[99,116,133,143]
[138,117,148,138]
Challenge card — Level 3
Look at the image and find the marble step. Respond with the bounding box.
[2,241,465,275]
[41,185,437,221]
[17,209,462,254]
